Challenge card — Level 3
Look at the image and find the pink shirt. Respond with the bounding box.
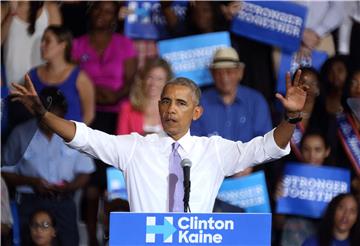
[116,100,144,135]
[72,34,137,112]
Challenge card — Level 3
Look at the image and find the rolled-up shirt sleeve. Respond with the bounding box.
[66,121,138,171]
[218,128,290,176]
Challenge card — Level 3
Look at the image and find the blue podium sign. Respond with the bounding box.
[231,1,307,52]
[158,32,231,86]
[276,163,350,218]
[109,212,271,245]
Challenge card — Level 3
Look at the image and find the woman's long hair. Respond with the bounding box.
[130,58,173,112]
[27,1,44,35]
[317,193,360,246]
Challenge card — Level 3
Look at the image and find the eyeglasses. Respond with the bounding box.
[30,221,53,230]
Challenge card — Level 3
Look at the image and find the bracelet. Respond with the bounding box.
[284,112,302,124]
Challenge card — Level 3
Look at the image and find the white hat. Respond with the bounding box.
[210,47,244,69]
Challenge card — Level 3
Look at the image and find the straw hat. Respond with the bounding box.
[210,47,244,69]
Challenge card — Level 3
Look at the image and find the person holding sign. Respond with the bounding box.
[280,131,332,246]
[302,193,359,246]
[10,69,307,213]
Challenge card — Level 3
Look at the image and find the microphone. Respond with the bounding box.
[181,158,192,213]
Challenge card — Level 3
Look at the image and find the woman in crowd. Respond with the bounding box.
[280,131,332,246]
[1,1,61,85]
[290,67,338,163]
[29,209,58,246]
[336,68,360,170]
[1,1,62,137]
[71,2,137,245]
[28,25,95,125]
[117,58,173,135]
[302,193,360,246]
[320,55,350,115]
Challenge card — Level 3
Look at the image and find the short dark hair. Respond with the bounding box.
[29,209,57,228]
[29,209,58,246]
[300,130,330,150]
[39,87,68,115]
[162,77,201,105]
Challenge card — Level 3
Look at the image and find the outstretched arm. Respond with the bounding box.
[274,70,308,149]
[10,74,76,142]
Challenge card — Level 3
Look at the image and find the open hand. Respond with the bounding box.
[275,70,308,113]
[10,74,47,118]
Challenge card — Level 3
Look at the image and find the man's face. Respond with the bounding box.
[159,84,202,140]
[211,67,243,95]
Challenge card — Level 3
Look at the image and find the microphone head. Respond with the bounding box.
[181,158,192,168]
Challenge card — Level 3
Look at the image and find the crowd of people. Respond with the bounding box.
[1,1,359,246]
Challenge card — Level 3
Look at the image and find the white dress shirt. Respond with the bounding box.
[68,121,290,212]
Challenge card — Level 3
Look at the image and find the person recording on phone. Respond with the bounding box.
[10,65,308,213]
[2,87,94,246]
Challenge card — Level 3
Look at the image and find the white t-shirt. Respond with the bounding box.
[67,121,290,212]
[3,7,48,85]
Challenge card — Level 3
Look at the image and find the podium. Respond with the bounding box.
[109,212,271,245]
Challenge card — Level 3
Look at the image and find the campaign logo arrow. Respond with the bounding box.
[146,217,177,242]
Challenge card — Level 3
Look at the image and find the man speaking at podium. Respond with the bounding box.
[10,69,307,213]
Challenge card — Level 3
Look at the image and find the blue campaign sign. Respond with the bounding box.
[107,167,128,201]
[231,1,307,52]
[158,32,231,86]
[109,212,271,245]
[276,50,328,95]
[124,1,188,40]
[217,171,271,213]
[276,163,351,218]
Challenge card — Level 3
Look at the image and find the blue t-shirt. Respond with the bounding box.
[191,86,272,142]
[302,236,350,246]
[29,67,82,122]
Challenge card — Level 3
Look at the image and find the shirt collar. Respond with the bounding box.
[158,130,194,155]
[177,130,193,155]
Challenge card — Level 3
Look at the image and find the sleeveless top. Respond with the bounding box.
[4,7,49,86]
[29,67,83,122]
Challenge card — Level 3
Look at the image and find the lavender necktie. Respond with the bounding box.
[169,142,184,212]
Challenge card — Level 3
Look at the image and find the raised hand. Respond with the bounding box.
[10,74,47,118]
[275,70,308,114]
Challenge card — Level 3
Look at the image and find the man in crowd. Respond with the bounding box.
[191,47,272,142]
